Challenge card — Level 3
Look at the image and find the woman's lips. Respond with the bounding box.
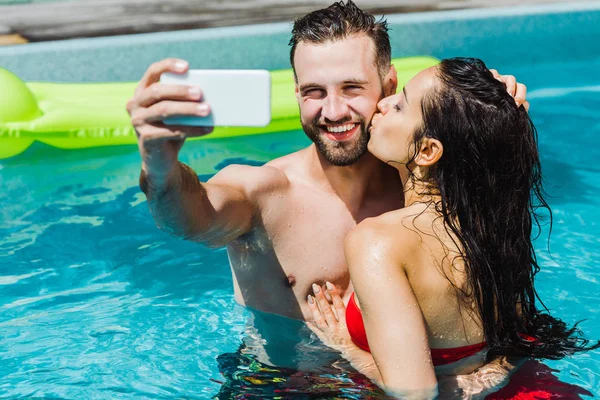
[369,113,382,133]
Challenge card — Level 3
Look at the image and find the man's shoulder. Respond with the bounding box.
[209,162,289,192]
[208,147,311,200]
[264,147,309,172]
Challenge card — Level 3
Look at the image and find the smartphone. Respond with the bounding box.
[160,69,271,127]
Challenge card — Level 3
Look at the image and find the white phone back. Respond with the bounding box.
[160,69,271,127]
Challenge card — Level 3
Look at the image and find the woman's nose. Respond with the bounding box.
[377,97,392,114]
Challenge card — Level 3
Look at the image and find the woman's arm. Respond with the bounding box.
[307,220,438,398]
[343,222,438,397]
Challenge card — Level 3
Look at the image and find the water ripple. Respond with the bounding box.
[0,269,54,285]
[1,282,128,310]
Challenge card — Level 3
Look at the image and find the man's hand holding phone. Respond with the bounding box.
[127,58,214,184]
[127,58,271,187]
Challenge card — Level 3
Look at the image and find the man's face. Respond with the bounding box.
[293,35,387,166]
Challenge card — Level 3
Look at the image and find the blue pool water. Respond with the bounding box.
[1,58,600,400]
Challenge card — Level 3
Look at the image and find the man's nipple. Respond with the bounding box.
[285,274,296,288]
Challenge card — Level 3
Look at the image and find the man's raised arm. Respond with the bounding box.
[128,58,257,247]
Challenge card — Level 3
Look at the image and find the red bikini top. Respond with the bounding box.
[346,292,487,366]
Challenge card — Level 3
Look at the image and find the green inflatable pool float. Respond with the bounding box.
[0,56,439,159]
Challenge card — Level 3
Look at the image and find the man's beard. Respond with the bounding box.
[302,116,370,167]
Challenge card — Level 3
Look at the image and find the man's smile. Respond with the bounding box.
[320,123,360,141]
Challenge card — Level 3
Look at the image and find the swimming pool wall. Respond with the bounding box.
[0,1,599,82]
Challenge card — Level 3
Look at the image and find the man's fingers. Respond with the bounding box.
[136,58,189,95]
[514,83,527,107]
[490,70,529,111]
[312,283,338,327]
[174,125,214,137]
[515,83,527,101]
[308,294,329,331]
[489,69,501,82]
[136,123,213,142]
[157,124,214,138]
[136,124,187,144]
[137,83,203,108]
[132,101,211,125]
[501,75,517,97]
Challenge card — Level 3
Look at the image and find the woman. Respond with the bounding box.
[307,58,598,398]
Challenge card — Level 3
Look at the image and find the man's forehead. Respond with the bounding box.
[295,34,376,61]
[294,35,379,84]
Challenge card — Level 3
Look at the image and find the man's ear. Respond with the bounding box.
[414,138,443,166]
[384,64,398,97]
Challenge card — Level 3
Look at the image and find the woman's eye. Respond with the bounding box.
[394,104,403,111]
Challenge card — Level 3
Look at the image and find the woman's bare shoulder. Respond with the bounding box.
[345,204,433,268]
[353,203,433,241]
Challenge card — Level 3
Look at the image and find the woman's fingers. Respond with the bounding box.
[308,294,329,331]
[312,283,338,327]
[305,321,325,339]
[326,282,347,325]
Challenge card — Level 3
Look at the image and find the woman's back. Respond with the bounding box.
[367,202,487,372]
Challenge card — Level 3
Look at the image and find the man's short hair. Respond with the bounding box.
[289,0,392,80]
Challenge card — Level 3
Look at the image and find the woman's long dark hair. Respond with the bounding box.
[411,58,598,358]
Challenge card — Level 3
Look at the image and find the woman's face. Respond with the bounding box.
[368,66,438,165]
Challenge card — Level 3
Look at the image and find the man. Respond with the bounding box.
[127,0,527,391]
